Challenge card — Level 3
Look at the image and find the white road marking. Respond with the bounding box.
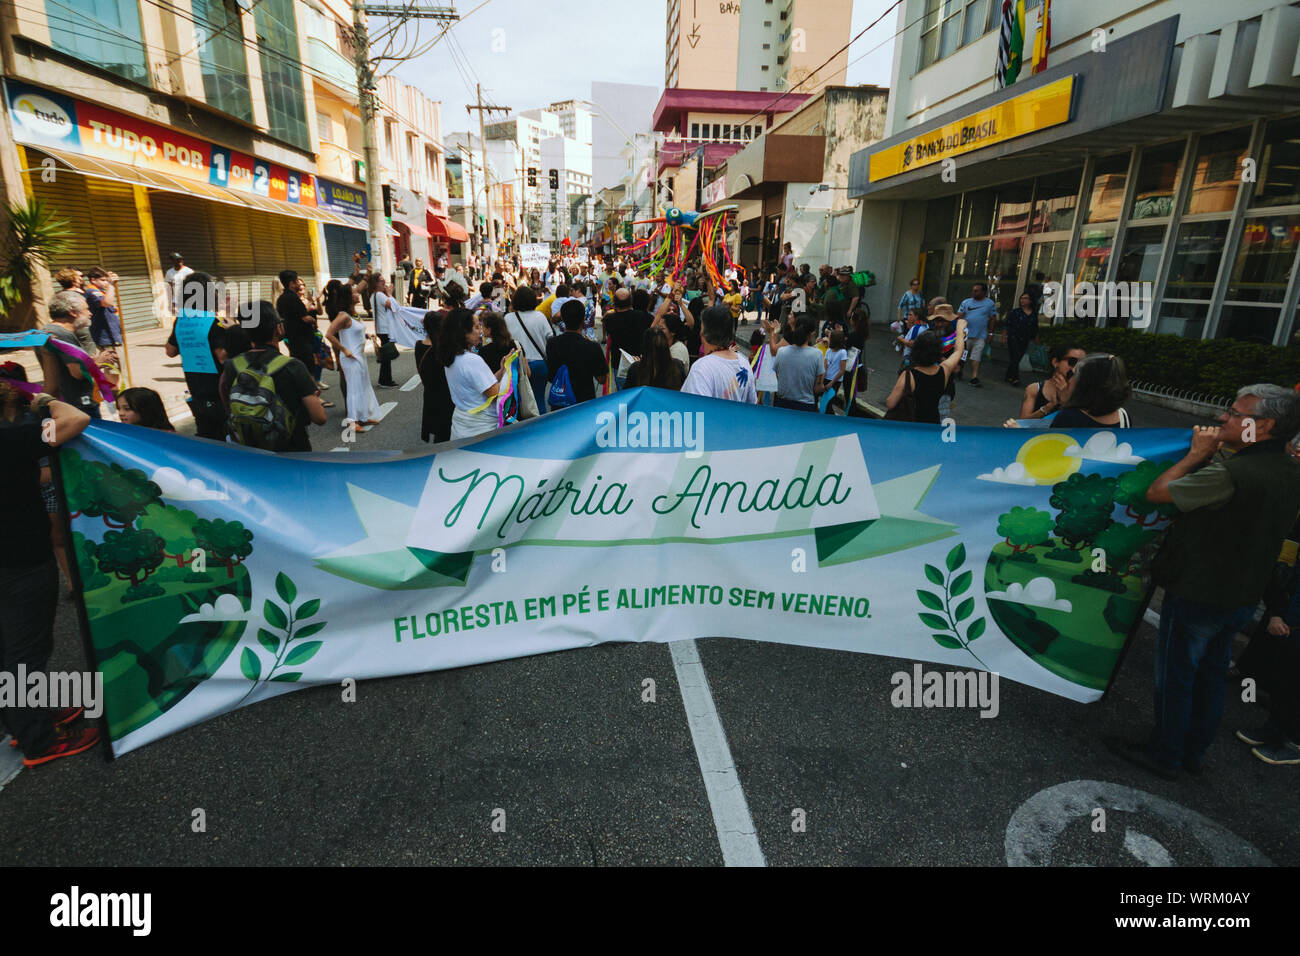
[329,447,350,452]
[670,639,765,867]
[1123,828,1174,866]
[1005,780,1272,866]
[1143,608,1161,628]
[375,401,398,422]
[401,373,422,392]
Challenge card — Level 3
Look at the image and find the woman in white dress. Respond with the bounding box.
[438,307,514,440]
[323,280,381,431]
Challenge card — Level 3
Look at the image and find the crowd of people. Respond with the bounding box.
[3,243,1299,775]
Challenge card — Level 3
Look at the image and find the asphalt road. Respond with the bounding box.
[2,340,1292,868]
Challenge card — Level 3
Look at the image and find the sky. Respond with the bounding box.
[390,0,899,144]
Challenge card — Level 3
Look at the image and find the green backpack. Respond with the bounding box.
[227,352,297,451]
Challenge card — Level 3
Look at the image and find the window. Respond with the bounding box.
[1164,218,1231,302]
[1130,141,1183,220]
[762,43,770,50]
[192,0,253,121]
[1111,225,1165,327]
[1031,168,1081,233]
[691,123,700,139]
[254,0,311,150]
[316,110,332,144]
[723,125,732,141]
[45,0,149,86]
[762,64,770,71]
[1254,116,1300,209]
[1085,153,1130,223]
[921,0,1002,71]
[713,124,721,139]
[1185,127,1250,216]
[1217,213,1300,343]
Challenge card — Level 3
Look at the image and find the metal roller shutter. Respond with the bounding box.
[208,202,261,301]
[324,224,366,281]
[263,214,316,296]
[27,149,157,333]
[148,191,218,281]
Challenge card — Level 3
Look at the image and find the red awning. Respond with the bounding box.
[393,220,431,239]
[427,212,470,242]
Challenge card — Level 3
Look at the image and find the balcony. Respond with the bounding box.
[307,37,356,97]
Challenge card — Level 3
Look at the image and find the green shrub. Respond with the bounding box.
[1037,326,1300,399]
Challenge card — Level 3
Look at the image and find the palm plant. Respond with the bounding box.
[1,199,72,332]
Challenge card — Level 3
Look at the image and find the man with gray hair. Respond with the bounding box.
[1108,384,1300,779]
[39,290,115,418]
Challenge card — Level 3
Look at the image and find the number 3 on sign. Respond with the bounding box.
[210,147,230,186]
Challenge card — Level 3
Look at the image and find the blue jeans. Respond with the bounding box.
[1150,595,1256,769]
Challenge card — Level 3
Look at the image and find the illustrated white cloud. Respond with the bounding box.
[151,466,230,501]
[987,577,1072,613]
[1063,431,1143,465]
[977,463,1037,486]
[178,593,249,624]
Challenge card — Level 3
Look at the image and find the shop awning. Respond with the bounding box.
[393,219,431,239]
[30,147,358,226]
[427,212,470,242]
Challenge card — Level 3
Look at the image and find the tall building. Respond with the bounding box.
[665,0,853,93]
[851,0,1300,345]
[590,81,662,193]
[544,99,594,146]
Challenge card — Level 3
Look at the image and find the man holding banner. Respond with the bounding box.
[165,273,229,441]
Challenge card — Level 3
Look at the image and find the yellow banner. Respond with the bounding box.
[869,75,1075,182]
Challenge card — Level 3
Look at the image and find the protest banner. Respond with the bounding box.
[58,388,1188,756]
[521,243,550,270]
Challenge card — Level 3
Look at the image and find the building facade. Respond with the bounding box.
[0,0,369,329]
[851,0,1300,345]
[665,0,852,93]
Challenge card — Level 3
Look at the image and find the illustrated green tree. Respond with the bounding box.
[138,502,200,568]
[996,506,1055,554]
[1092,522,1155,577]
[1115,461,1179,527]
[60,450,103,518]
[71,530,109,590]
[75,462,161,529]
[1049,472,1117,552]
[194,518,254,578]
[96,527,165,588]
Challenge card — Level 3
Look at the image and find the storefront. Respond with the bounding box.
[318,177,369,279]
[386,184,432,266]
[427,204,470,264]
[7,80,361,328]
[850,17,1300,345]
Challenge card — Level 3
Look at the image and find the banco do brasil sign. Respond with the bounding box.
[871,75,1075,182]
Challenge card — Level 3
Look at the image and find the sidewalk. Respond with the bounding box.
[737,313,1206,429]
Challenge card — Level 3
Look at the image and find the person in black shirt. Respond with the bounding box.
[164,271,230,440]
[546,300,607,404]
[276,270,321,379]
[219,301,328,451]
[0,382,101,766]
[603,289,652,390]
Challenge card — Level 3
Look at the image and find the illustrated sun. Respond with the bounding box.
[1015,434,1081,485]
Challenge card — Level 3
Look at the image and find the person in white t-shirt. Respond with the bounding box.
[439,308,513,439]
[370,275,400,387]
[682,305,757,403]
[165,253,194,315]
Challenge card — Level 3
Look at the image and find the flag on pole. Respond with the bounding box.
[995,0,1026,89]
[1031,0,1052,74]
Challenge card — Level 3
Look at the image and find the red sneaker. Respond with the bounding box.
[5,706,84,749]
[22,726,100,766]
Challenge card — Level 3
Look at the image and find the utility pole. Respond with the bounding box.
[351,2,458,278]
[467,84,509,266]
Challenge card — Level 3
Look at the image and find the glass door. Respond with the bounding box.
[1021,238,1069,324]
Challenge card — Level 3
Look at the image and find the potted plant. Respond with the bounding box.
[0,198,71,332]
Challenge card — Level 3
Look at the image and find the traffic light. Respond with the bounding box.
[527,167,536,187]
[548,168,559,190]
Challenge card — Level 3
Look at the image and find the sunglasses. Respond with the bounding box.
[1056,356,1079,367]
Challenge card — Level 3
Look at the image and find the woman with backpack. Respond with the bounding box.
[324,280,382,432]
[439,308,514,440]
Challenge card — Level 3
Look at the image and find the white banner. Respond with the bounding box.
[521,243,550,270]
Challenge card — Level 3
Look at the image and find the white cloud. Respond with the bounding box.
[151,466,229,501]
[987,577,1072,613]
[978,463,1037,486]
[1063,431,1143,465]
[178,593,249,624]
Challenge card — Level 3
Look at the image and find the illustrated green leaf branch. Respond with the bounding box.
[237,572,327,704]
[917,542,990,671]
